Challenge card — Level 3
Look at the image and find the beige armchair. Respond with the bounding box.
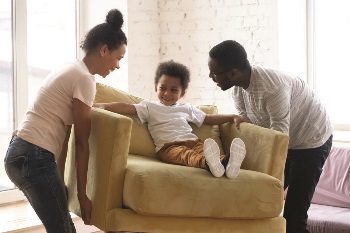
[65,83,289,233]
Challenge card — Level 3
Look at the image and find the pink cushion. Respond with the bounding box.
[311,144,350,208]
[307,203,350,233]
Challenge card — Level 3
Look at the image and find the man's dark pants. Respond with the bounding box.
[283,135,333,233]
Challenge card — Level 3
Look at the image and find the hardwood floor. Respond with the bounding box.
[0,200,103,233]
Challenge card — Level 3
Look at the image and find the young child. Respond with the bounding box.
[94,60,247,178]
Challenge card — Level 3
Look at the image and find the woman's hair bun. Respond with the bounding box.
[105,9,124,29]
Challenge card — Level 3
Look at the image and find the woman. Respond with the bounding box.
[4,9,127,233]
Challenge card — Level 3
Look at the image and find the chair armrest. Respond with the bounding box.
[65,107,132,230]
[219,122,289,181]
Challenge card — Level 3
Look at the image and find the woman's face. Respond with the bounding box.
[99,44,127,78]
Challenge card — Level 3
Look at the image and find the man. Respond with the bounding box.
[207,40,333,233]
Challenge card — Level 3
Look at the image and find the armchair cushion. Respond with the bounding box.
[123,154,284,219]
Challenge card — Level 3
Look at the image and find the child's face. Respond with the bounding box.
[155,75,185,106]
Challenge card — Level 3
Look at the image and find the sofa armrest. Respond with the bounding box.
[65,107,132,230]
[219,122,288,181]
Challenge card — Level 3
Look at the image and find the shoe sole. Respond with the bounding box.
[226,138,246,179]
[203,138,225,177]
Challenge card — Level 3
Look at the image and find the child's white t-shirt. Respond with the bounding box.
[16,60,96,159]
[134,100,206,152]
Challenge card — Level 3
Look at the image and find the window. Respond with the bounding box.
[311,1,350,133]
[0,0,77,204]
[278,0,350,142]
[0,0,15,196]
[27,0,77,102]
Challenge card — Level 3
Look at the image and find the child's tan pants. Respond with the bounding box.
[157,139,224,169]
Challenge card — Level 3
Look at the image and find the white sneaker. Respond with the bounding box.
[203,138,225,177]
[226,138,246,179]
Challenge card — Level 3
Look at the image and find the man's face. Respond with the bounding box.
[207,57,236,91]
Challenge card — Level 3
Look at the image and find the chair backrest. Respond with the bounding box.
[94,82,224,157]
[220,122,289,181]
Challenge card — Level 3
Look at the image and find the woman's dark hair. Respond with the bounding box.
[80,9,127,54]
[154,60,190,90]
[209,40,250,71]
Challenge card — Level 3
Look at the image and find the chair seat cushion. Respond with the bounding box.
[123,154,284,219]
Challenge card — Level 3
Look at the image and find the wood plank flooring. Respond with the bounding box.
[0,200,103,233]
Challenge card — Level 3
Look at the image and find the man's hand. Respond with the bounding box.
[233,115,251,129]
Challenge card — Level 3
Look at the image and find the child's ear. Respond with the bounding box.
[181,90,186,97]
[154,85,158,92]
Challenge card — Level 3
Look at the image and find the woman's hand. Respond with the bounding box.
[78,193,92,225]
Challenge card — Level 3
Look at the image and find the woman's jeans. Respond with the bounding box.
[4,136,76,233]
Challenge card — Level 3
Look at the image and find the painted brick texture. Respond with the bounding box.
[128,0,278,113]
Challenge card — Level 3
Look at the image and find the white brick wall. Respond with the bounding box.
[128,0,279,113]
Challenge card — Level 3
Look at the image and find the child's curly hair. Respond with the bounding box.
[154,60,190,90]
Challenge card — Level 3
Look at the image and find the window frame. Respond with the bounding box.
[0,0,79,205]
[307,0,350,138]
[278,0,350,142]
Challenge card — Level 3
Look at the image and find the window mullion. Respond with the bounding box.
[12,0,28,128]
[306,0,315,89]
[0,0,28,205]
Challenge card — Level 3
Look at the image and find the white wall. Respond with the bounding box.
[128,0,279,113]
[79,0,128,91]
[128,0,160,100]
[83,0,281,113]
[277,0,307,81]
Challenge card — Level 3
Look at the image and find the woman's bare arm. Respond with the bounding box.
[57,125,72,182]
[72,98,92,225]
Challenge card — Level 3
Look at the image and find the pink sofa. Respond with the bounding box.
[306,144,350,233]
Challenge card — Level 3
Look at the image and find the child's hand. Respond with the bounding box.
[233,115,251,130]
[93,103,104,109]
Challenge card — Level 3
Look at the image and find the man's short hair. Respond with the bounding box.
[209,40,250,71]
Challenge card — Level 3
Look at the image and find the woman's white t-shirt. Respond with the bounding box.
[16,60,96,159]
